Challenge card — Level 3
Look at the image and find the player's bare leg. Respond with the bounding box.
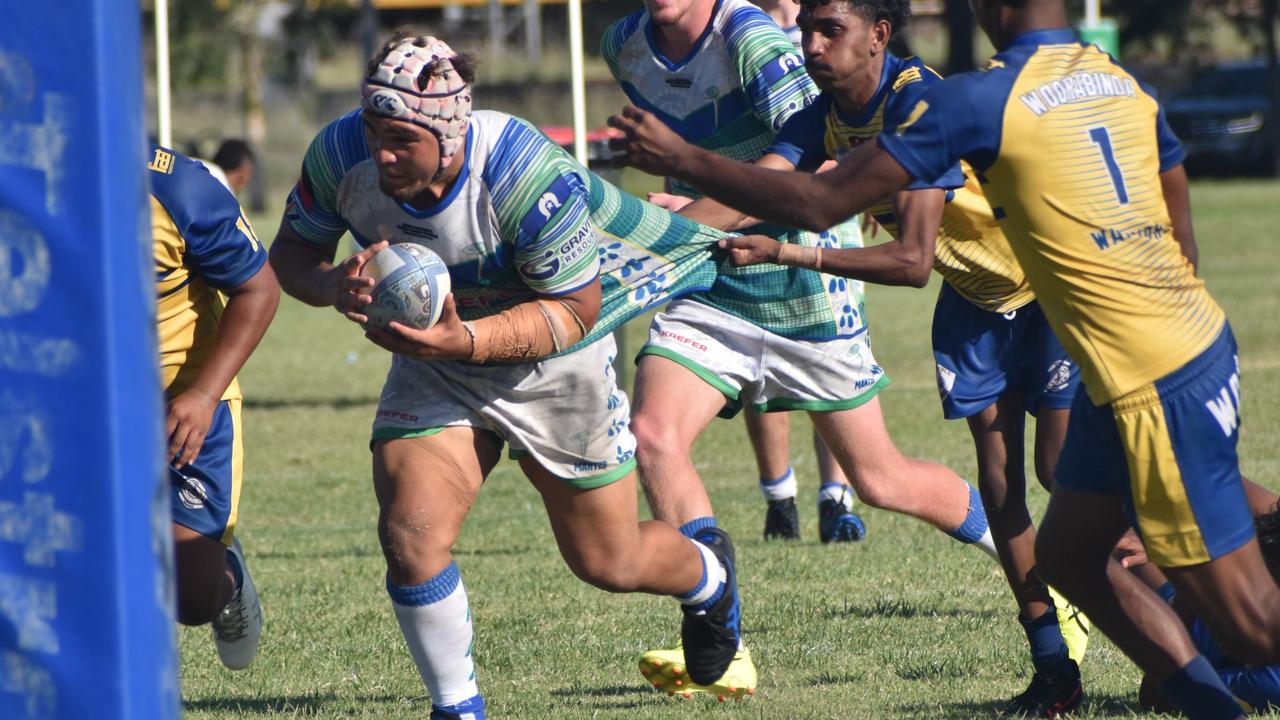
[745,409,802,540]
[175,524,264,671]
[629,353,756,696]
[814,430,866,543]
[811,398,991,547]
[1037,487,1243,718]
[373,428,497,719]
[523,461,701,595]
[1164,539,1280,666]
[968,398,1083,715]
[630,354,730,530]
[173,526,236,626]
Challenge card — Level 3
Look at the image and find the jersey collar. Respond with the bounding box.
[398,118,474,219]
[645,0,725,72]
[832,52,899,128]
[1007,27,1079,49]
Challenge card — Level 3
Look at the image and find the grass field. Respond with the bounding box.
[178,179,1280,719]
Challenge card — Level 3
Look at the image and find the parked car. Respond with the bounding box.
[1164,59,1279,176]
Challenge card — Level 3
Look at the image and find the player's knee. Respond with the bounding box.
[567,552,639,593]
[847,476,895,511]
[630,411,688,464]
[379,511,449,579]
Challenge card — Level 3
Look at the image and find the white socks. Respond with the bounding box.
[388,562,479,707]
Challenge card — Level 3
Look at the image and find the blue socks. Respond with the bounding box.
[1160,656,1243,719]
[1020,605,1073,676]
[947,484,990,544]
[679,516,717,542]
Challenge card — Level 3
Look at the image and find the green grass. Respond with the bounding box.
[179,178,1280,718]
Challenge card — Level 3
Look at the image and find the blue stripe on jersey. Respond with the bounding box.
[286,109,372,245]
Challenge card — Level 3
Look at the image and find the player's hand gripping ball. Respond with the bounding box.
[361,244,452,330]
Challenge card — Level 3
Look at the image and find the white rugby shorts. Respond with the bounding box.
[371,335,636,488]
[639,299,889,416]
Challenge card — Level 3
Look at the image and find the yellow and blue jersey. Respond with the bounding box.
[879,29,1221,404]
[770,53,1032,313]
[149,146,266,401]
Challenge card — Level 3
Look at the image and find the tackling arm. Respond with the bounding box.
[673,153,800,231]
[719,188,942,288]
[610,105,913,232]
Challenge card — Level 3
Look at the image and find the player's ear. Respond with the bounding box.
[871,19,891,53]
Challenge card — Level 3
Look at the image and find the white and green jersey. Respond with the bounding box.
[285,108,725,353]
[602,0,867,340]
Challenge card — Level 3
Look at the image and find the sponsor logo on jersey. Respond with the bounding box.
[520,251,560,281]
[397,223,439,240]
[520,174,576,240]
[574,460,609,472]
[376,409,421,423]
[538,191,562,220]
[1205,359,1242,437]
[665,77,693,89]
[178,475,209,510]
[891,67,923,91]
[557,225,594,263]
[936,363,956,399]
[148,148,175,174]
[659,329,708,352]
[1018,71,1137,117]
[763,52,804,85]
[1045,359,1073,392]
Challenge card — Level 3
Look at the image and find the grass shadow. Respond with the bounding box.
[548,684,661,711]
[894,688,1141,719]
[825,597,999,621]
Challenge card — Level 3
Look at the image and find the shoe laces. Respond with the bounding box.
[214,588,251,643]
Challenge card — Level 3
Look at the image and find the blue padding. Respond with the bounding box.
[0,2,176,718]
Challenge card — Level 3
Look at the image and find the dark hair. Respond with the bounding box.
[366,32,478,89]
[212,139,254,173]
[1257,503,1280,582]
[797,0,911,33]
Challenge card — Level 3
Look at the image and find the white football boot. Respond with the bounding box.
[212,536,263,670]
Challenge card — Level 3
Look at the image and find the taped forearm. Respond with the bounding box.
[776,243,824,271]
[464,299,588,363]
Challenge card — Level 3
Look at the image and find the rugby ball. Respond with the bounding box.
[362,244,452,330]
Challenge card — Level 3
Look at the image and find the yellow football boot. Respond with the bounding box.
[638,644,756,701]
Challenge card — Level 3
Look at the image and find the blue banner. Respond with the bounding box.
[0,3,178,719]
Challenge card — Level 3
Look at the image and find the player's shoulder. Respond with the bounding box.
[472,109,552,152]
[882,54,945,114]
[309,108,368,158]
[919,53,1022,116]
[720,0,778,33]
[720,0,793,50]
[148,146,239,225]
[602,10,645,50]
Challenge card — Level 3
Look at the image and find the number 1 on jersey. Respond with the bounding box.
[1088,127,1129,205]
